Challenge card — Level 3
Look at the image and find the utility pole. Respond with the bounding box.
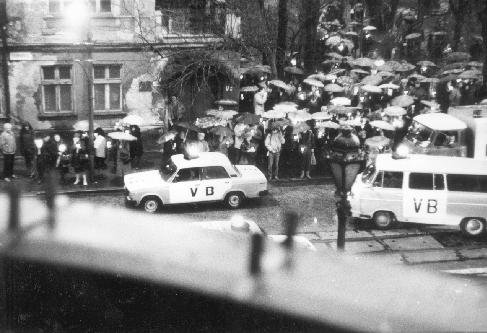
[0,0,11,120]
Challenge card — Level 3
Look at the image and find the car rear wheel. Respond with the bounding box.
[142,196,162,214]
[373,211,394,229]
[460,218,486,237]
[225,192,244,209]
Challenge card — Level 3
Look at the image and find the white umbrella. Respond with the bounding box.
[384,106,407,117]
[268,80,290,90]
[108,131,137,141]
[303,78,325,88]
[262,110,287,119]
[122,115,144,126]
[288,111,312,122]
[215,99,239,106]
[317,121,340,129]
[363,25,377,31]
[330,97,351,106]
[240,85,259,92]
[392,95,415,107]
[361,85,382,94]
[379,83,400,89]
[324,83,345,93]
[73,120,100,131]
[311,111,332,120]
[370,120,395,131]
[214,110,238,119]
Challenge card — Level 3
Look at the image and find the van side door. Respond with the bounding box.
[199,166,233,201]
[403,173,447,224]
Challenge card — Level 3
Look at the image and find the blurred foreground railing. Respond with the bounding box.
[0,182,487,331]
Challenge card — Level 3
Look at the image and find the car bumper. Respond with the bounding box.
[124,196,138,208]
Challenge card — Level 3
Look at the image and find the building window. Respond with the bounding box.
[41,65,73,113]
[49,0,111,14]
[93,64,122,111]
[100,0,111,12]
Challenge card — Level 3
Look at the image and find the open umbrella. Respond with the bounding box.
[361,74,383,86]
[175,121,200,132]
[344,31,358,37]
[330,68,346,75]
[108,131,137,141]
[458,69,482,79]
[273,102,298,113]
[73,120,100,132]
[376,64,394,72]
[352,57,374,67]
[420,77,440,83]
[317,120,340,129]
[303,78,325,88]
[365,136,391,149]
[362,25,377,31]
[325,52,344,60]
[242,65,272,76]
[161,130,178,143]
[480,99,487,105]
[385,60,402,71]
[210,126,233,137]
[215,99,238,107]
[384,106,406,117]
[307,73,327,81]
[268,79,290,90]
[395,63,416,72]
[214,110,238,119]
[370,120,395,131]
[408,73,426,81]
[351,68,369,75]
[325,35,343,46]
[361,84,382,94]
[330,97,351,106]
[122,115,144,126]
[292,122,310,134]
[240,85,259,92]
[379,83,400,89]
[405,32,421,40]
[336,75,354,86]
[236,112,260,125]
[288,111,312,122]
[377,71,395,78]
[417,60,436,67]
[262,110,287,119]
[273,119,291,128]
[420,100,440,110]
[468,61,483,68]
[328,105,353,115]
[442,62,468,71]
[284,66,304,75]
[324,83,344,93]
[441,68,463,75]
[446,52,471,63]
[311,111,332,120]
[391,95,415,107]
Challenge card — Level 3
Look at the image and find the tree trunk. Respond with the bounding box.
[479,4,487,98]
[450,0,467,51]
[342,0,351,27]
[301,0,320,74]
[276,0,288,79]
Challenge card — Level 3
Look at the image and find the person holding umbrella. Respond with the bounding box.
[71,132,90,186]
[265,124,285,180]
[129,125,143,169]
[253,82,269,116]
[298,125,316,179]
[93,127,107,178]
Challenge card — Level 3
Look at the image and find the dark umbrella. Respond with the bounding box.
[445,52,471,63]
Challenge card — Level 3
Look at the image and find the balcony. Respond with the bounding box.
[156,8,226,36]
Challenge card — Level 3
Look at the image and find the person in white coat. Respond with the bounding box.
[253,84,268,116]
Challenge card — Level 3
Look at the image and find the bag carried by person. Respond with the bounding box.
[310,150,317,166]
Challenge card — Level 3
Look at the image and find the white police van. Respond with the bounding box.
[124,152,268,213]
[349,154,487,236]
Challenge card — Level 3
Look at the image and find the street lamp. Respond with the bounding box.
[327,128,365,250]
[65,1,95,181]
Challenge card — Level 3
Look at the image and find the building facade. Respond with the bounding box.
[1,0,240,130]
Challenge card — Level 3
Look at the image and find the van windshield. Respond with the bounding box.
[362,164,376,183]
[160,162,177,181]
[406,122,433,145]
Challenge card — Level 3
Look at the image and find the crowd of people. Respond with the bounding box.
[1,122,145,186]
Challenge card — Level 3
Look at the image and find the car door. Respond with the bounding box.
[403,173,447,224]
[199,166,233,201]
[361,170,404,219]
[169,167,203,204]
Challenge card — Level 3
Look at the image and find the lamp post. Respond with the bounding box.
[327,128,364,250]
[65,1,95,181]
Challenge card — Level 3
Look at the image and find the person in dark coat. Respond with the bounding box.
[129,125,143,169]
[19,122,36,178]
[298,128,316,179]
[38,135,58,184]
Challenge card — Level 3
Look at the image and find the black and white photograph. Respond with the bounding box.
[0,0,487,331]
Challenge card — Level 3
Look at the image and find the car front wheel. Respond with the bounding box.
[142,196,162,213]
[225,192,244,209]
[460,218,486,237]
[373,211,394,229]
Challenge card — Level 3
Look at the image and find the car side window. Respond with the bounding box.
[409,173,433,190]
[382,171,403,189]
[202,166,230,180]
[174,168,200,183]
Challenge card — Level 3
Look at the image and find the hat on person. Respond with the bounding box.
[3,123,12,131]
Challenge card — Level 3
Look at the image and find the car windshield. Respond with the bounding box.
[160,162,177,181]
[362,164,376,183]
[406,122,433,144]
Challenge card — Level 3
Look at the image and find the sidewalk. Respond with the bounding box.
[0,152,332,196]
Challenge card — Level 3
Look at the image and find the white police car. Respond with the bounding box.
[124,152,268,213]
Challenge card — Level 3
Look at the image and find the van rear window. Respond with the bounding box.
[447,174,487,193]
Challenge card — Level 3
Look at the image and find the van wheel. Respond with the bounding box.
[373,211,394,229]
[460,218,486,237]
[142,196,162,213]
[225,192,244,209]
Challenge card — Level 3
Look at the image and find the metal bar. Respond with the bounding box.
[0,0,11,119]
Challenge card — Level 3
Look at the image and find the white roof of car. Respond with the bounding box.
[171,152,233,168]
[413,113,467,131]
[376,154,487,175]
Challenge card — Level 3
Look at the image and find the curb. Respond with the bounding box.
[24,187,124,197]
